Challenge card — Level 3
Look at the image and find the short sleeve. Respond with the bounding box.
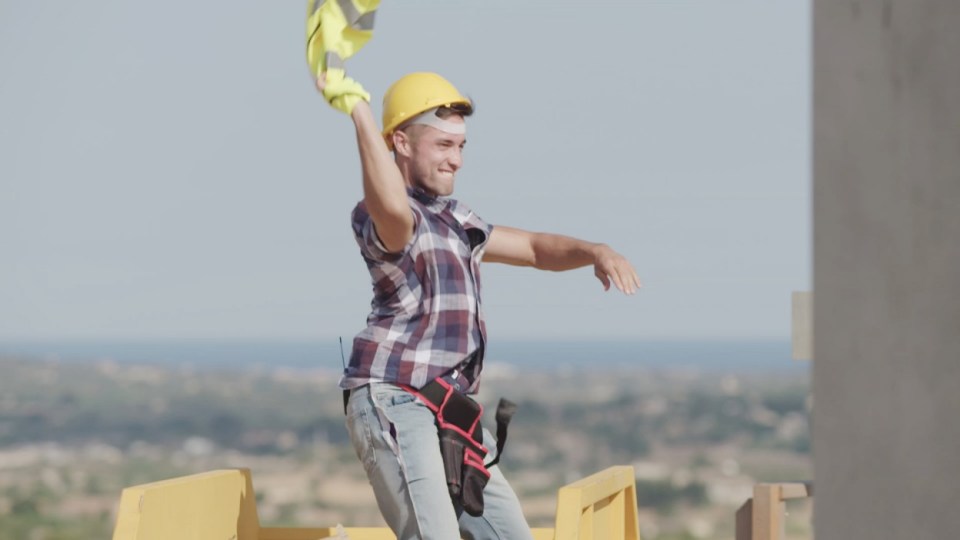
[449,200,493,245]
[351,201,423,262]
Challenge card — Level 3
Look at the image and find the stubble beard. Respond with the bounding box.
[411,165,454,198]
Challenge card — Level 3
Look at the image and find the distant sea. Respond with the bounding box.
[0,339,806,374]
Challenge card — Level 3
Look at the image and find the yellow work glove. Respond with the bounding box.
[321,68,370,115]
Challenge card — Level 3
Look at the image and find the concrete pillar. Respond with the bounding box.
[814,1,960,538]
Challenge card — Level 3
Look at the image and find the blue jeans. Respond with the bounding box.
[345,383,534,540]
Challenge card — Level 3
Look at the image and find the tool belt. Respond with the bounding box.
[404,377,517,517]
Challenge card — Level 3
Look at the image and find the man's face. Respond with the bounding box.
[404,116,467,197]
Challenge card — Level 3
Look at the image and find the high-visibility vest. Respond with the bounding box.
[306,0,379,78]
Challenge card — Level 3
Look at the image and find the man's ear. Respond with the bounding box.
[393,130,413,158]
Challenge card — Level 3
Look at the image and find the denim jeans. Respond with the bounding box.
[345,383,534,540]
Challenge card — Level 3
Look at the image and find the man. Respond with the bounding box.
[317,71,641,540]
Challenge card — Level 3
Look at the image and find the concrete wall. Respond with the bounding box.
[814,0,960,538]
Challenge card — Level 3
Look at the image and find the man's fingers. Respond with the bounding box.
[595,250,641,295]
[617,261,642,294]
[613,265,633,294]
[624,270,637,295]
[596,270,611,291]
[622,266,640,294]
[613,263,640,295]
[610,270,626,294]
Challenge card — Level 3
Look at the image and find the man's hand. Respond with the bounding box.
[592,244,642,295]
[315,71,370,115]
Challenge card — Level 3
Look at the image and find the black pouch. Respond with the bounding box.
[435,388,490,516]
[408,378,515,517]
[460,444,491,516]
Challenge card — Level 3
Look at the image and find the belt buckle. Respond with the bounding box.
[442,371,463,392]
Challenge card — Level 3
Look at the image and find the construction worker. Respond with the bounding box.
[317,71,642,539]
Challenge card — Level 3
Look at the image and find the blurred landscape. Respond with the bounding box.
[0,341,812,540]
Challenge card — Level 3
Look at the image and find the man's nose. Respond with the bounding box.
[448,148,462,171]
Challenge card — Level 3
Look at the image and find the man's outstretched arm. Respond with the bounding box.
[484,226,642,295]
[317,76,413,253]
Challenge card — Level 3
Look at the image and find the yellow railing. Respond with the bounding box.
[111,466,642,540]
[552,465,640,540]
[735,482,813,540]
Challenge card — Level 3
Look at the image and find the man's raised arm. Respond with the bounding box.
[317,76,413,253]
[484,226,642,295]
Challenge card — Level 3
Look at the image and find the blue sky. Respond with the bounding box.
[0,0,810,341]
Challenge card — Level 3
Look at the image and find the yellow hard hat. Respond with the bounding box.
[382,72,473,149]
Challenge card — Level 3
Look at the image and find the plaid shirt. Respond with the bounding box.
[340,187,492,391]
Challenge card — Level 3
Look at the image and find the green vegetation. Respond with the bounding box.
[635,479,708,512]
[0,356,812,540]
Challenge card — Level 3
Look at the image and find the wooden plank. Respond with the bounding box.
[752,484,781,540]
[777,482,813,500]
[735,483,812,540]
[735,499,753,540]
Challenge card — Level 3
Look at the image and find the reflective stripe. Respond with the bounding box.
[325,51,344,71]
[336,0,376,30]
[355,10,376,30]
[337,0,361,24]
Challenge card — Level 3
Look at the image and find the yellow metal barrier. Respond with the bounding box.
[112,469,261,540]
[111,466,642,540]
[552,466,640,540]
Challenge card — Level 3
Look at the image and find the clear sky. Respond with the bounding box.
[0,0,810,342]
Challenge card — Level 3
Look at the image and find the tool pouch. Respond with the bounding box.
[434,387,490,516]
[405,377,515,517]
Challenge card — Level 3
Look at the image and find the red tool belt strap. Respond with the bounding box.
[404,377,517,517]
